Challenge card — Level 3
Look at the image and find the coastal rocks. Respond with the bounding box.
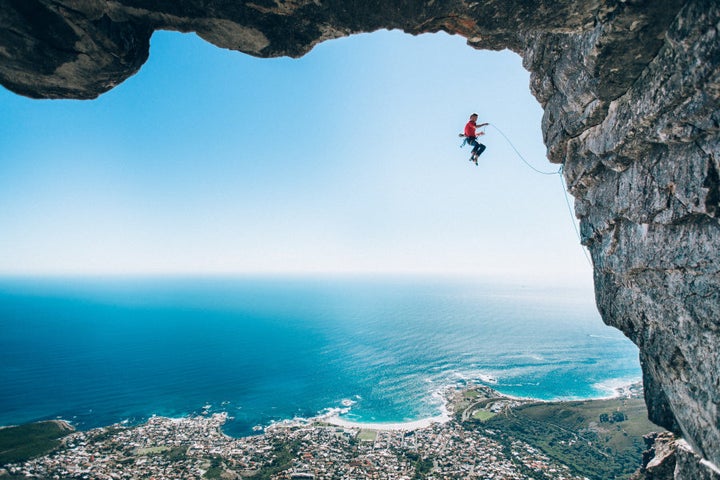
[0,1,718,478]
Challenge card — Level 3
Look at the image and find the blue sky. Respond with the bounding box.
[0,30,591,283]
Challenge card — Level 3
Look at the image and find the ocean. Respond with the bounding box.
[0,275,641,437]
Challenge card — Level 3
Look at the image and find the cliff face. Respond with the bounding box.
[1,1,718,477]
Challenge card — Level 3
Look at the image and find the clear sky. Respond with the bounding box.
[0,29,592,284]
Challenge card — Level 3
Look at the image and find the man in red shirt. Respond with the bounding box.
[464,113,489,165]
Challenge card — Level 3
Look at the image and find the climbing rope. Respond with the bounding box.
[476,123,593,267]
[487,123,561,176]
[558,167,593,267]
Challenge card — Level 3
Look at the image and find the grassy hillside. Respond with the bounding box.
[471,397,660,480]
[0,421,74,466]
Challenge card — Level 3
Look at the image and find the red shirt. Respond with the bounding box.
[464,121,477,138]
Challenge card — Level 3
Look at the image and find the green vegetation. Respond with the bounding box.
[404,451,434,480]
[135,445,171,455]
[247,439,302,480]
[202,456,224,479]
[162,446,189,462]
[0,421,74,465]
[86,425,125,443]
[472,410,496,421]
[358,429,378,442]
[133,444,188,463]
[464,390,480,399]
[450,386,499,422]
[473,398,660,480]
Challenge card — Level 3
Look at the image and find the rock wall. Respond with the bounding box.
[1,1,718,477]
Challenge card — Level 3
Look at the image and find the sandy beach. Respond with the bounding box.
[322,401,452,432]
[324,414,450,431]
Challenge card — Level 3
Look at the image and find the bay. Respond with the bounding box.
[0,275,640,437]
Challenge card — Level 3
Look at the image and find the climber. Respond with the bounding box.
[464,113,489,165]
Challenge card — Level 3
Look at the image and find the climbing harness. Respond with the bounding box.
[458,125,487,148]
[461,122,593,267]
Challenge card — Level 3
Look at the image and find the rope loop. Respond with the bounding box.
[480,123,592,266]
[487,123,561,175]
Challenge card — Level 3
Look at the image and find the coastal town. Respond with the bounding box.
[1,385,648,480]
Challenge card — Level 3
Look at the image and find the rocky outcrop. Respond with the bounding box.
[1,1,718,477]
[634,432,678,480]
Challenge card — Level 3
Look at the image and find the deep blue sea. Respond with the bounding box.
[0,276,641,437]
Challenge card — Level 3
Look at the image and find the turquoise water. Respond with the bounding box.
[0,276,640,437]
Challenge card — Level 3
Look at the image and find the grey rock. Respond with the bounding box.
[676,439,720,480]
[633,432,678,480]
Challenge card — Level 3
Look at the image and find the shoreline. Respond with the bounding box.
[316,379,642,433]
[0,380,643,435]
[1,383,656,480]
[285,379,643,433]
[322,413,450,432]
[320,399,453,432]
